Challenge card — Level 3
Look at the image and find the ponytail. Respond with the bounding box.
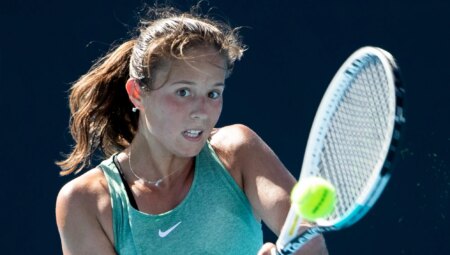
[57,40,138,175]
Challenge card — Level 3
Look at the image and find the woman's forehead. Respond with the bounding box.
[150,46,227,88]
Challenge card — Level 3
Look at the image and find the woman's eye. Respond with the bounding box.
[208,91,222,99]
[176,88,191,97]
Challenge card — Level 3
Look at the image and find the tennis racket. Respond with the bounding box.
[275,46,405,255]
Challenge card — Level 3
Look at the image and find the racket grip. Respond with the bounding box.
[276,206,303,250]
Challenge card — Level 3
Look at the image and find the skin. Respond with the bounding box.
[56,45,328,255]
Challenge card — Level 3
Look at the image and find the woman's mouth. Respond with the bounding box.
[183,129,203,138]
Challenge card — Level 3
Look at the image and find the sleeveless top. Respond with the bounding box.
[99,142,263,255]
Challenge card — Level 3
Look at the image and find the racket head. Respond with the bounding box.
[298,46,404,229]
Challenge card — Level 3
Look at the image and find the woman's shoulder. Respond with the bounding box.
[55,167,115,252]
[209,124,266,187]
[56,167,114,245]
[209,124,266,162]
[210,124,261,151]
[56,167,112,225]
[57,168,109,205]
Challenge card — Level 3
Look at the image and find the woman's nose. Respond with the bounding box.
[190,96,208,120]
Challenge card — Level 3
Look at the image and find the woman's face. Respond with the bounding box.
[140,46,227,157]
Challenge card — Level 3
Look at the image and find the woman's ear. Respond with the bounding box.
[126,79,144,110]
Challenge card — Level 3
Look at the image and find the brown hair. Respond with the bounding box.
[57,6,245,175]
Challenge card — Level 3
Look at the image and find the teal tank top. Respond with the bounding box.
[99,142,263,255]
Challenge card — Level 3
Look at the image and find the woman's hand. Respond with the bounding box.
[257,242,277,255]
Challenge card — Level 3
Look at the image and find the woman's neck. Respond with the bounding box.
[123,133,194,188]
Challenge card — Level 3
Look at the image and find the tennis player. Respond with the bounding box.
[55,6,328,255]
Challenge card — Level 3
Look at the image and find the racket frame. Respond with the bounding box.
[276,46,405,255]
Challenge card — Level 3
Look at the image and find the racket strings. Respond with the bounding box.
[317,56,392,221]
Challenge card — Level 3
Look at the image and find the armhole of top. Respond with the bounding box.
[205,141,257,218]
[112,155,139,210]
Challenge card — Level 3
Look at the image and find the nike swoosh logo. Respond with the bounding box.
[158,221,182,238]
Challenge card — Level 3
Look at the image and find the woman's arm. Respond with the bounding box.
[56,169,116,255]
[211,124,328,255]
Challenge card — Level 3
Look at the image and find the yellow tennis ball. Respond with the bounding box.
[291,177,336,221]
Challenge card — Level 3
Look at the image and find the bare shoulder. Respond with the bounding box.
[210,123,282,164]
[209,124,281,188]
[209,124,260,189]
[209,124,261,153]
[56,168,115,254]
[209,123,291,182]
[56,168,111,217]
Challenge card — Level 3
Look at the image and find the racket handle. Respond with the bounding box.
[276,206,303,249]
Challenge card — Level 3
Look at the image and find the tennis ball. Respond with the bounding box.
[291,177,336,221]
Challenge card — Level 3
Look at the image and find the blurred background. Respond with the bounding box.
[0,0,449,254]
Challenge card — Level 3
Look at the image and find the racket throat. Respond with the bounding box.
[278,227,324,255]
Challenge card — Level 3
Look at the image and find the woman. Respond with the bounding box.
[55,7,328,255]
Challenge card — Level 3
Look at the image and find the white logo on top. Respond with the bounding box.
[158,221,182,238]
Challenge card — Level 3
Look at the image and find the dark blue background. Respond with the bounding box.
[1,0,449,254]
